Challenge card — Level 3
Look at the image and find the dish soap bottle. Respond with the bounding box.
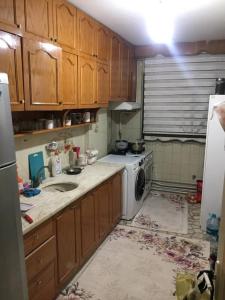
[50,151,62,177]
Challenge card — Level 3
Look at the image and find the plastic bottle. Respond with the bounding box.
[206,213,219,250]
[50,152,62,177]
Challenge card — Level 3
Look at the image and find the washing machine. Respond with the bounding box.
[99,154,146,220]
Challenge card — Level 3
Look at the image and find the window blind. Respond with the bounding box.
[143,54,225,138]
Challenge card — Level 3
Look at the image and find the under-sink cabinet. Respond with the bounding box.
[23,171,122,299]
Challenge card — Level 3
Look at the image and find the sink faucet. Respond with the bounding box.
[32,166,50,188]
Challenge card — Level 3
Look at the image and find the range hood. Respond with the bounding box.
[109,101,141,111]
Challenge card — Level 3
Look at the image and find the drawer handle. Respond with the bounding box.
[19,99,25,104]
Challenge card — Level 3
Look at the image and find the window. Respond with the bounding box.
[143,54,225,139]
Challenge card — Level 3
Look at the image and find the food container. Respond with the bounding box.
[83,112,90,123]
[129,139,145,153]
[115,140,128,151]
[86,149,98,165]
[77,154,88,166]
[45,119,54,129]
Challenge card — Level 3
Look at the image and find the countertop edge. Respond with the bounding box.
[22,164,124,235]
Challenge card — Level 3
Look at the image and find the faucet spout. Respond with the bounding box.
[32,166,50,188]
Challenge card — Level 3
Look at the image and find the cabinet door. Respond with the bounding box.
[128,46,136,101]
[0,31,24,111]
[24,0,53,40]
[95,182,110,241]
[77,10,96,57]
[23,37,62,110]
[53,0,77,50]
[110,34,120,100]
[78,56,96,107]
[0,0,24,33]
[120,42,129,99]
[96,63,109,105]
[80,193,96,262]
[111,173,122,225]
[96,24,110,62]
[56,206,80,285]
[62,51,78,108]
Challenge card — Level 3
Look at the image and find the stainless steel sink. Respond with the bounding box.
[43,182,78,192]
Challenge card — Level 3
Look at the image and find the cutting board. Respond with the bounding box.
[28,151,45,182]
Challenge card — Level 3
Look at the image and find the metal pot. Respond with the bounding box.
[115,139,128,151]
[130,139,145,153]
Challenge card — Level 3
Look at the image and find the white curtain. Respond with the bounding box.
[143,54,225,139]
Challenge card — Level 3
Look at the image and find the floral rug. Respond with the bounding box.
[57,225,209,300]
[131,191,188,234]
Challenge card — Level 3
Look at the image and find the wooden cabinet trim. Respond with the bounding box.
[24,219,54,256]
[25,235,56,282]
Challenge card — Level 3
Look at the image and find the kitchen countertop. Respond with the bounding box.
[20,162,125,235]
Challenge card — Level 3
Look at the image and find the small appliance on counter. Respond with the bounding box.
[129,139,145,154]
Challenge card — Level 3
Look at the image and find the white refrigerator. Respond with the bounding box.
[201,95,225,230]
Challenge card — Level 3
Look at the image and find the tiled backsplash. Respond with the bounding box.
[145,141,205,185]
[15,109,109,181]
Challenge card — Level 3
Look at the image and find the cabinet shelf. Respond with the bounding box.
[14,122,95,138]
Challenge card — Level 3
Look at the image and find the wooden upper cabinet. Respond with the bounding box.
[128,46,136,101]
[77,10,96,57]
[62,51,78,108]
[24,0,54,40]
[53,0,77,50]
[23,37,62,110]
[0,0,24,34]
[0,31,24,111]
[96,24,110,62]
[120,42,129,99]
[96,63,109,105]
[78,56,97,107]
[110,34,121,100]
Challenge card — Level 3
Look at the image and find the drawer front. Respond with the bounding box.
[26,236,56,282]
[28,262,56,300]
[24,220,54,256]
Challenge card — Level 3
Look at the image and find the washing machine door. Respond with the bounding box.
[135,168,145,201]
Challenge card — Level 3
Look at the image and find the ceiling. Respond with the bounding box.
[69,0,225,46]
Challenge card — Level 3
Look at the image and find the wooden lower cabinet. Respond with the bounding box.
[56,204,80,286]
[111,172,122,225]
[24,172,122,299]
[95,181,111,240]
[80,192,96,262]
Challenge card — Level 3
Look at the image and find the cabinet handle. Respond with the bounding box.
[50,37,53,41]
[17,24,22,29]
[19,99,25,104]
[58,101,62,105]
[36,280,42,286]
[54,39,57,42]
